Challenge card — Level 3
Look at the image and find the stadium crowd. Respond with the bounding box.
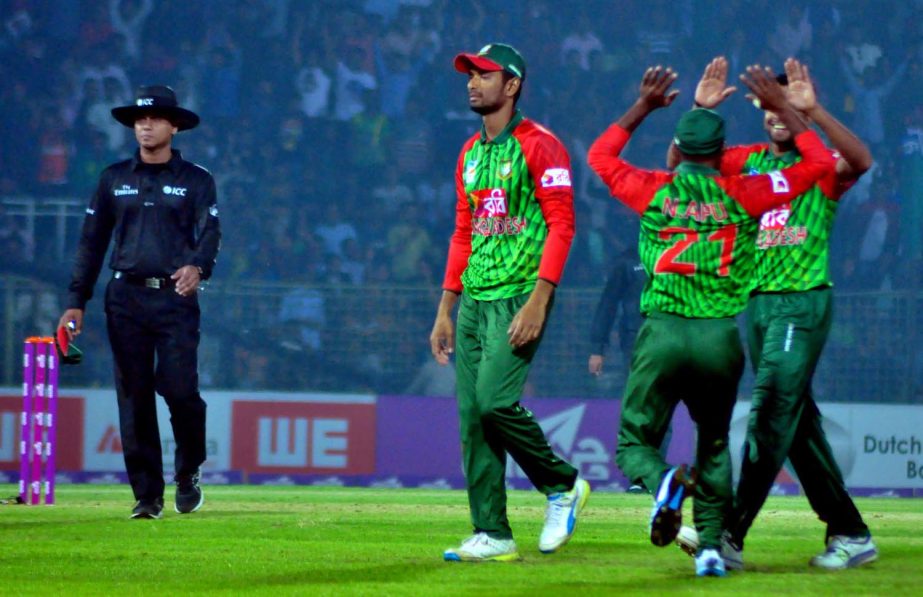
[0,0,921,397]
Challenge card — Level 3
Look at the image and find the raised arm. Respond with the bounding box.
[783,58,872,182]
[588,66,678,213]
[693,56,739,109]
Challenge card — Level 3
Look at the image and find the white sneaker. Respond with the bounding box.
[695,548,726,577]
[676,526,744,571]
[809,535,879,570]
[539,478,591,553]
[443,533,520,562]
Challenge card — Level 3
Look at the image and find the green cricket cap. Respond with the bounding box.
[673,108,726,156]
[454,43,526,80]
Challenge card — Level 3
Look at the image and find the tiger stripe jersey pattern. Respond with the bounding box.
[442,111,575,300]
[587,125,835,318]
[719,144,851,292]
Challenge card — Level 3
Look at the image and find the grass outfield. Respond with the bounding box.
[0,485,920,595]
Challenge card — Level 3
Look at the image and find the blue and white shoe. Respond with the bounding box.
[649,465,696,547]
[696,548,727,577]
[810,535,879,570]
[677,526,744,570]
[539,477,591,553]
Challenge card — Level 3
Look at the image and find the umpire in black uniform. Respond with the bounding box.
[59,85,220,519]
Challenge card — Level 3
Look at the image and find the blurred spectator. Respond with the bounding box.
[560,12,603,71]
[385,216,431,283]
[371,167,414,216]
[83,76,130,152]
[279,285,326,352]
[35,111,72,194]
[109,0,154,61]
[71,130,118,194]
[340,238,366,285]
[199,46,243,125]
[767,4,812,62]
[373,31,428,119]
[333,45,377,121]
[855,175,901,290]
[315,203,358,257]
[898,105,923,275]
[295,47,332,119]
[839,54,907,153]
[347,91,391,173]
[635,4,679,60]
[0,204,33,272]
[79,2,116,50]
[842,22,883,76]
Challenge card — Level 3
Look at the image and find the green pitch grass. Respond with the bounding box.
[0,485,920,595]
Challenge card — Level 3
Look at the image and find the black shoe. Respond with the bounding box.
[131,497,164,519]
[175,470,204,514]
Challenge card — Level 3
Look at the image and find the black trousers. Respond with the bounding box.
[105,277,207,501]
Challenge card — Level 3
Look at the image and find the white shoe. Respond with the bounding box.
[539,478,591,553]
[443,533,520,562]
[676,526,744,571]
[695,548,726,577]
[810,535,879,570]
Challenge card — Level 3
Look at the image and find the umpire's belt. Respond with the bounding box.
[113,271,174,289]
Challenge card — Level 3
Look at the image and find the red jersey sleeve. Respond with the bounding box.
[587,124,674,214]
[719,143,766,176]
[817,151,857,201]
[519,123,575,286]
[441,137,477,292]
[717,131,837,217]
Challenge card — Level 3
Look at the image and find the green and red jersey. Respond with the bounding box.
[587,125,835,318]
[719,144,852,292]
[442,111,575,300]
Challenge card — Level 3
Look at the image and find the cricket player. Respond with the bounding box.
[587,64,835,577]
[675,57,878,571]
[430,43,589,563]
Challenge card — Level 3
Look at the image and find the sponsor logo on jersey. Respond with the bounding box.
[85,208,95,215]
[540,167,571,188]
[471,188,508,218]
[464,159,479,185]
[472,216,526,236]
[113,185,139,196]
[209,205,219,217]
[757,226,808,249]
[163,185,187,196]
[768,170,791,194]
[760,204,790,229]
[497,159,513,180]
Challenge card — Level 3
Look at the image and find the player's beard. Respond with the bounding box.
[469,97,503,116]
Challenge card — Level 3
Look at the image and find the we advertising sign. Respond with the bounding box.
[231,394,376,475]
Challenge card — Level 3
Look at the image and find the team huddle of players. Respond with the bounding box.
[434,45,877,578]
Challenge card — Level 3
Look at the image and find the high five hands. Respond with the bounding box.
[693,55,816,114]
[638,66,680,110]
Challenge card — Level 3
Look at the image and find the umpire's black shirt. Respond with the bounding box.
[67,149,221,309]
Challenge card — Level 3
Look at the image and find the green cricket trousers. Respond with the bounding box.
[731,287,869,546]
[455,292,577,539]
[616,311,743,549]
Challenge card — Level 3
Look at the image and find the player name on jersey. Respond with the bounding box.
[662,198,729,222]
